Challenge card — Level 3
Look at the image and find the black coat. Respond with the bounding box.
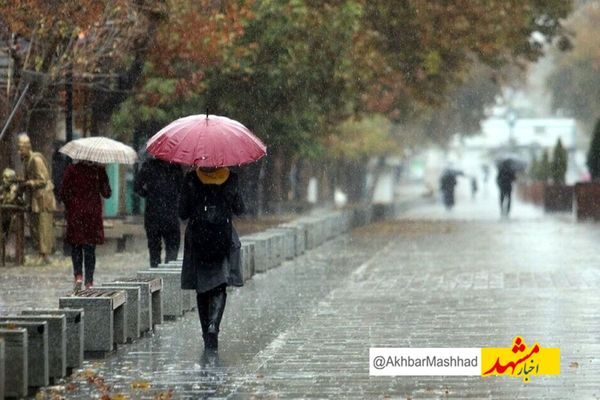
[134,159,183,227]
[496,166,516,191]
[179,171,244,292]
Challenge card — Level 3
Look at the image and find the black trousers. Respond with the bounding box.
[146,221,180,268]
[71,244,96,285]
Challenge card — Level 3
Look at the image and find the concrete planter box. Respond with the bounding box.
[574,182,600,221]
[543,184,573,212]
[517,182,543,205]
[3,315,66,382]
[0,321,48,388]
[22,309,84,371]
[98,286,142,341]
[59,290,127,354]
[112,277,163,330]
[137,270,183,319]
[0,328,28,398]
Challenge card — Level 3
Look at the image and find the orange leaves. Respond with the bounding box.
[150,0,255,77]
[0,0,105,37]
[357,0,571,122]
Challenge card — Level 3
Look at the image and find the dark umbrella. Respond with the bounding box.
[496,156,527,173]
[442,168,465,177]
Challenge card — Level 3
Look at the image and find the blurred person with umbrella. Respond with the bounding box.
[17,133,57,265]
[134,156,183,268]
[147,113,266,352]
[59,136,136,290]
[496,156,525,218]
[439,168,463,210]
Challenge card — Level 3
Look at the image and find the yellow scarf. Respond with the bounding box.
[196,167,230,185]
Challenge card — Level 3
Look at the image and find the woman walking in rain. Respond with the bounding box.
[60,160,111,290]
[179,166,244,351]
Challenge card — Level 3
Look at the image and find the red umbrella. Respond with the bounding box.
[146,114,267,167]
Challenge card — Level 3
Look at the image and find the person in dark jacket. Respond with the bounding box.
[179,166,244,351]
[497,164,517,217]
[60,160,111,290]
[440,171,458,210]
[134,158,183,268]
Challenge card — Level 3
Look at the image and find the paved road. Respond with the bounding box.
[3,187,600,399]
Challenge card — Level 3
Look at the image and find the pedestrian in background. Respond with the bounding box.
[497,163,517,217]
[179,166,244,351]
[470,176,478,200]
[60,160,111,290]
[134,157,183,268]
[440,170,458,210]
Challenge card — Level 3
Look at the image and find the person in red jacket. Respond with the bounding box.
[60,160,111,290]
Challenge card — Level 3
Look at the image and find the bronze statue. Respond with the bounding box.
[1,168,24,239]
[17,133,56,264]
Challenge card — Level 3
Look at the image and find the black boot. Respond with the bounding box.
[196,293,210,344]
[205,286,227,350]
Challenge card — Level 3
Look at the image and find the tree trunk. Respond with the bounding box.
[295,159,312,202]
[263,148,287,214]
[280,150,293,202]
[0,139,12,172]
[238,160,264,217]
[89,1,166,137]
[344,158,367,203]
[25,107,58,172]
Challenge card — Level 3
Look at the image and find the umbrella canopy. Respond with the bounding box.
[146,114,267,167]
[496,155,527,173]
[59,137,137,164]
[441,168,464,177]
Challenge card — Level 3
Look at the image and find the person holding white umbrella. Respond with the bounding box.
[60,160,111,290]
[59,136,137,290]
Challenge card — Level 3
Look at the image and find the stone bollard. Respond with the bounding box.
[241,234,270,273]
[322,215,334,240]
[266,228,295,261]
[0,328,28,398]
[340,210,352,233]
[112,277,163,331]
[156,262,195,312]
[0,321,48,388]
[3,315,66,382]
[98,285,142,341]
[300,219,318,250]
[0,337,4,400]
[278,222,306,257]
[240,242,255,281]
[267,231,284,267]
[59,289,127,355]
[22,309,84,371]
[137,270,183,319]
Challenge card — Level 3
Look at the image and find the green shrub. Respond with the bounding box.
[587,119,600,180]
[551,138,568,184]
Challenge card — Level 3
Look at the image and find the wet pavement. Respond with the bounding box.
[2,182,600,399]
